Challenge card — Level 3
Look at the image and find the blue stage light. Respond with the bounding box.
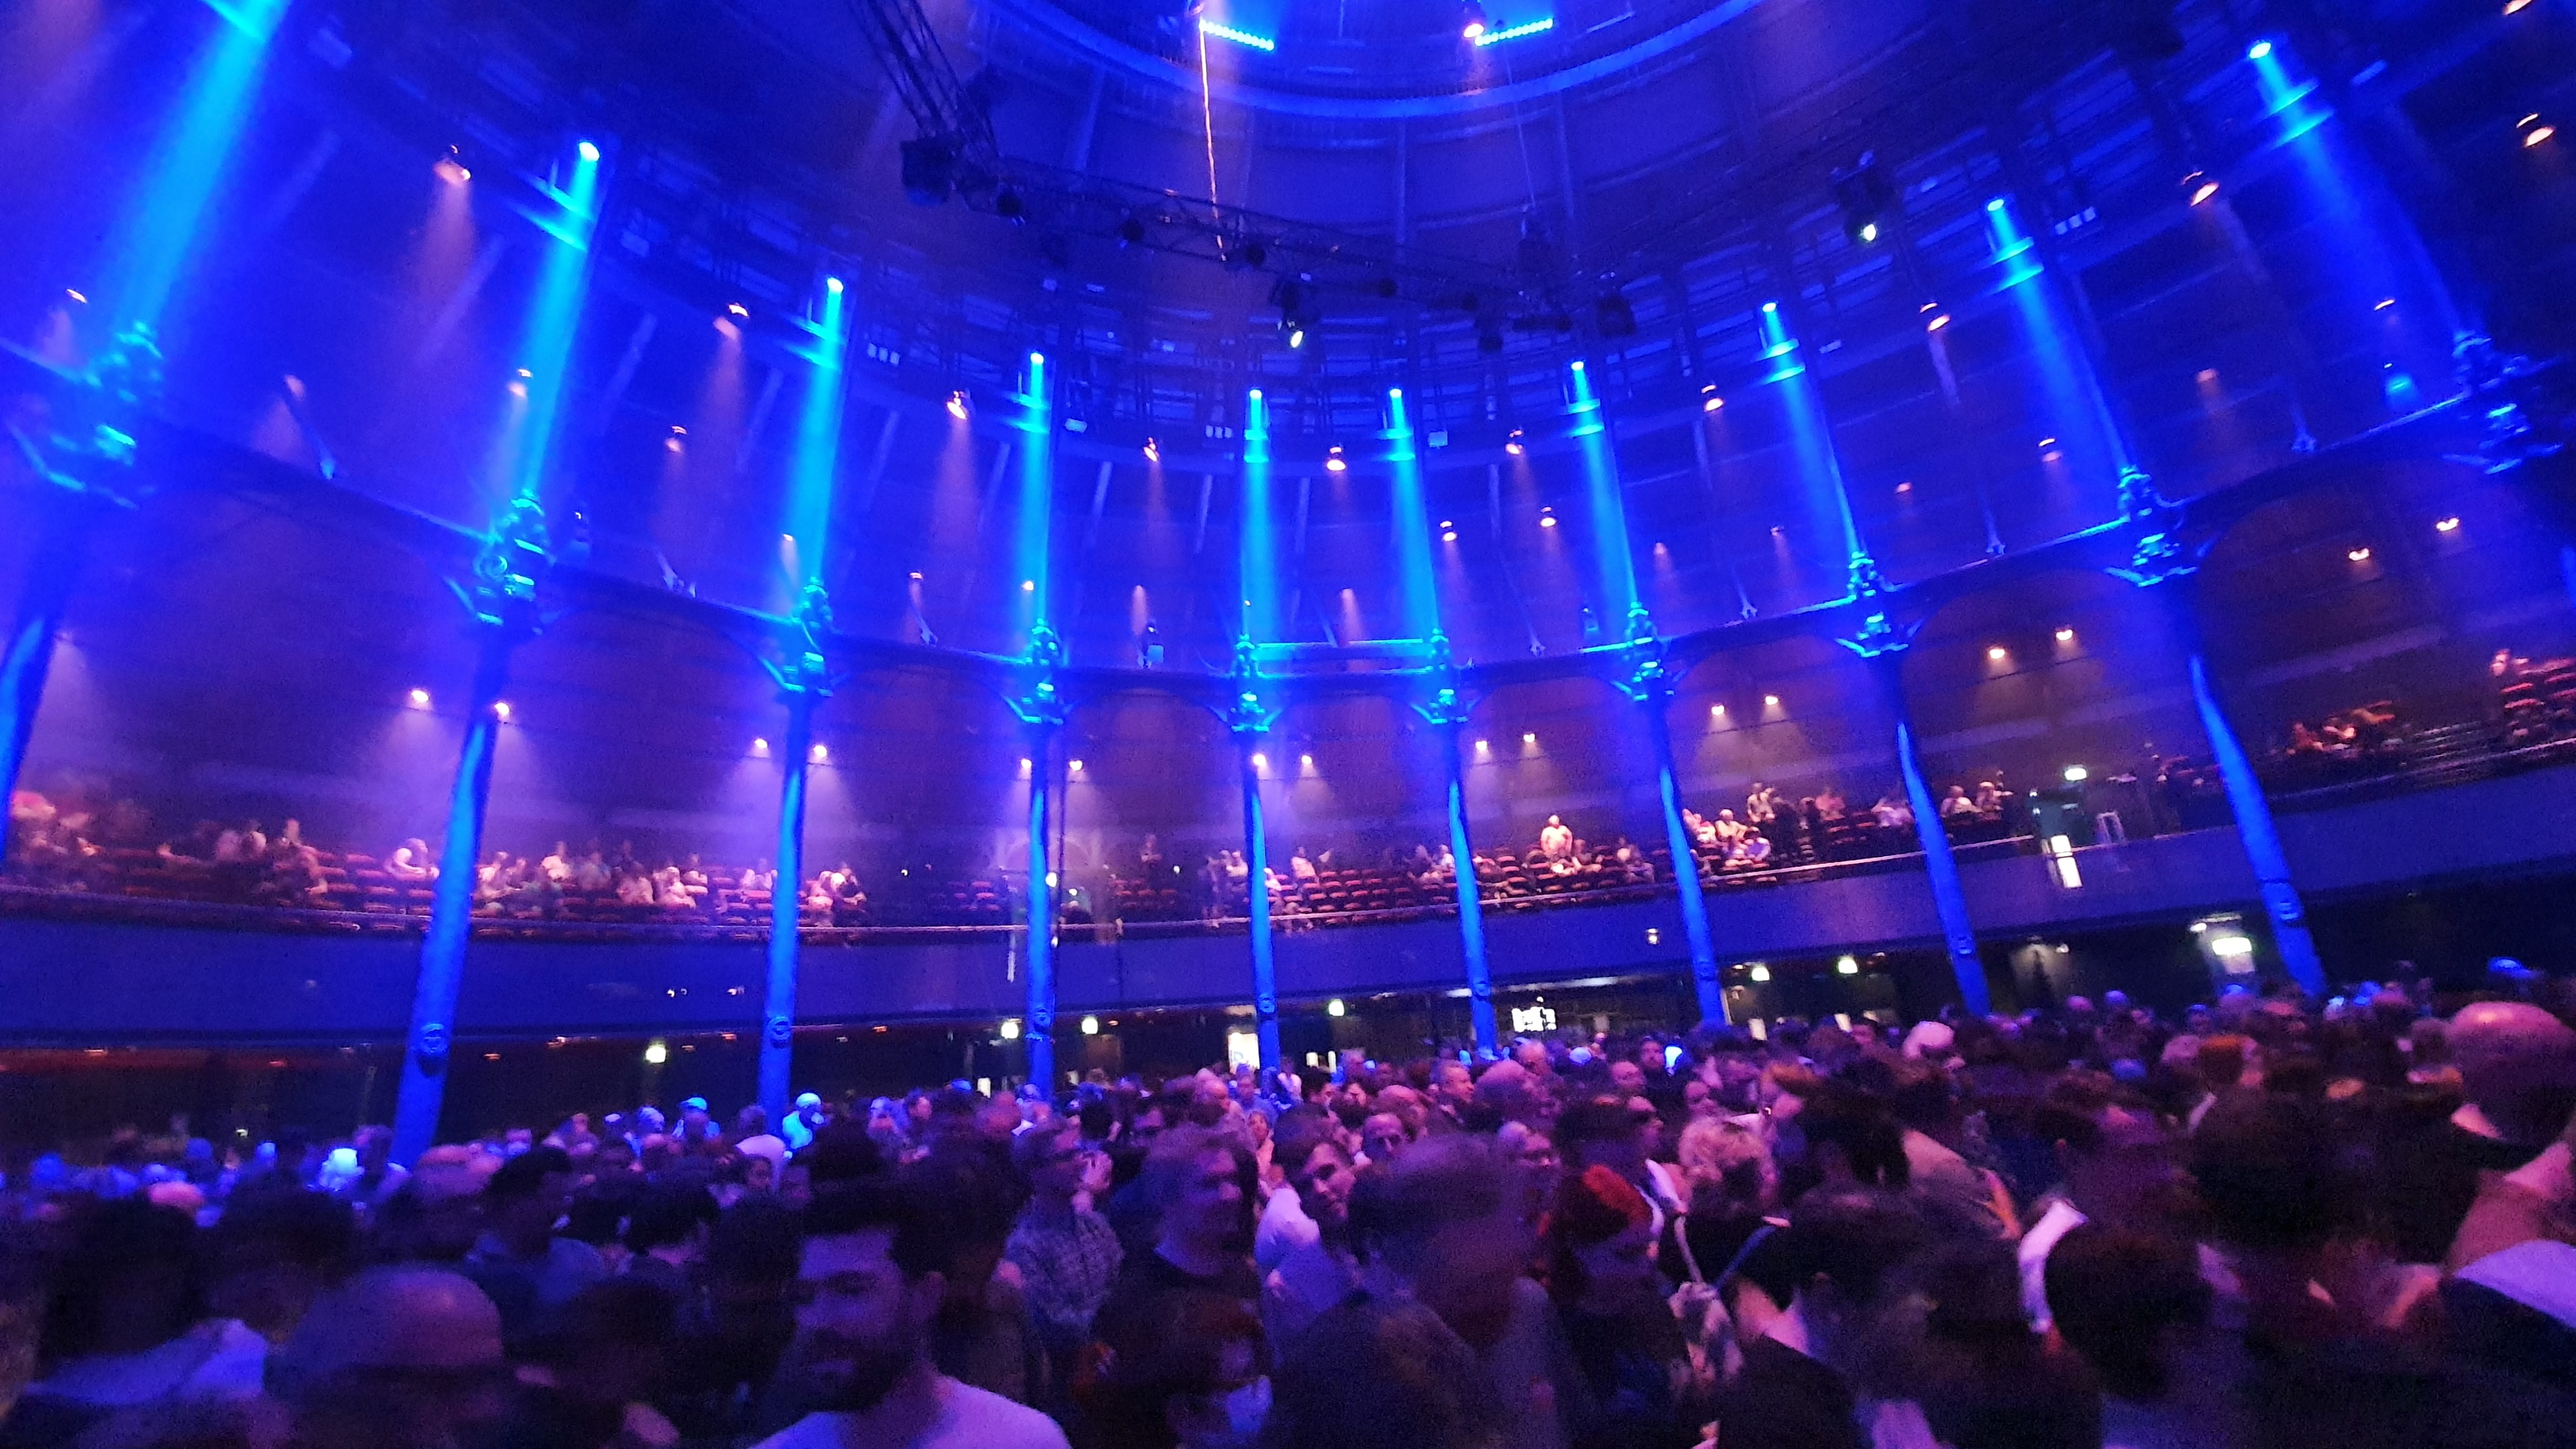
[1199,19,1277,51]
[825,276,844,295]
[577,139,601,162]
[1472,16,1554,45]
[2247,39,2273,60]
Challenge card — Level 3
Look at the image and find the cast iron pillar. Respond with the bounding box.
[1419,638,1494,1055]
[755,584,836,1123]
[1230,640,1281,1072]
[1620,616,1722,1026]
[1846,607,1991,1017]
[392,495,548,1164]
[1012,623,1069,1094]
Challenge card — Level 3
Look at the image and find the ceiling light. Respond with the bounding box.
[2525,122,2556,148]
[1749,964,1771,982]
[491,701,512,722]
[2247,40,2274,60]
[946,390,970,420]
[407,688,431,708]
[2063,765,2089,783]
[726,302,749,319]
[2435,516,2461,533]
[2055,626,2076,642]
[576,139,600,163]
[1460,1,1487,39]
[1142,438,1160,462]
[1504,429,1526,455]
[1987,645,2009,661]
[2347,546,2373,562]
[1836,955,1860,975]
[1324,446,1347,472]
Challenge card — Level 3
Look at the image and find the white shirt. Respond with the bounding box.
[2018,1197,2089,1333]
[752,1379,1068,1449]
[1254,1181,1319,1271]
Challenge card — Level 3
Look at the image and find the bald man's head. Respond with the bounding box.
[271,1267,507,1449]
[2450,1002,2576,1144]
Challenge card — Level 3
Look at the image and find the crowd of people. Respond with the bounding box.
[1,977,2571,1449]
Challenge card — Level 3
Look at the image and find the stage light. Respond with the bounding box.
[1461,1,1487,39]
[1300,753,1315,768]
[577,139,600,162]
[1441,528,1458,542]
[2346,546,2373,562]
[809,743,828,764]
[1327,998,1347,1017]
[1021,579,1037,591]
[492,701,512,722]
[1325,446,1348,472]
[1505,429,1526,454]
[1472,16,1554,45]
[1142,438,1160,462]
[1539,508,1558,528]
[1474,739,1491,756]
[947,391,970,420]
[1987,645,2009,661]
[1522,732,1537,746]
[1896,481,1914,494]
[408,688,431,708]
[752,738,769,754]
[1925,311,1951,332]
[2374,297,2396,310]
[64,288,86,305]
[2185,172,2220,206]
[2055,626,2076,642]
[1749,964,1772,982]
[826,276,844,295]
[1761,301,1778,314]
[2209,935,2255,959]
[1836,954,1860,975]
[1986,197,2007,214]
[434,155,470,185]
[2435,515,2461,533]
[1000,1018,1022,1040]
[908,570,924,580]
[726,301,749,319]
[644,1040,668,1065]
[2524,121,2555,148]
[1271,278,1318,348]
[1252,752,1268,771]
[1702,392,1724,412]
[1764,694,1781,708]
[2038,437,2057,448]
[1711,704,1726,718]
[1199,18,1277,50]
[2507,0,2535,13]
[2064,765,2089,783]
[2247,39,2272,60]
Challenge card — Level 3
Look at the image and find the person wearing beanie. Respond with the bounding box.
[1546,1166,1711,1449]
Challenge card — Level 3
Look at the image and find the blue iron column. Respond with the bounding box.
[1850,622,1991,1017]
[1015,624,1068,1093]
[2,325,163,813]
[1423,646,1495,1055]
[0,494,98,816]
[1625,634,1722,1026]
[392,499,548,1164]
[756,588,834,1123]
[1230,642,1282,1071]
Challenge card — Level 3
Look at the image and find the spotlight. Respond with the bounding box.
[1252,752,1268,771]
[1595,293,1637,337]
[433,154,470,185]
[2247,39,2273,60]
[1764,694,1781,707]
[1711,704,1726,718]
[1270,278,1318,349]
[2347,546,2373,562]
[1538,508,1558,528]
[492,700,512,722]
[1021,579,1038,591]
[2507,0,2535,12]
[1505,429,1526,455]
[1300,753,1314,768]
[1987,645,2009,661]
[1461,0,1487,39]
[1327,998,1347,1017]
[1521,732,1537,746]
[753,737,770,754]
[408,688,431,708]
[576,139,600,162]
[64,288,86,304]
[726,301,749,319]
[1702,389,1724,413]
[1081,1015,1100,1035]
[1474,739,1490,756]
[1836,954,1860,975]
[2055,626,2076,642]
[1831,151,1896,245]
[643,1040,668,1066]
[826,276,844,295]
[809,743,828,764]
[2523,120,2555,148]
[1143,438,1161,462]
[1069,759,1085,773]
[1325,446,1348,472]
[1441,528,1459,542]
[1925,311,1952,332]
[1895,481,1914,494]
[1000,1018,1021,1040]
[947,390,970,421]
[2374,297,2395,310]
[1749,964,1771,982]
[2063,765,2089,783]
[2184,171,2220,206]
[2435,515,2461,533]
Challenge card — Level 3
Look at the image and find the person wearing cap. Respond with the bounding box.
[782,1093,828,1153]
[676,1098,721,1150]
